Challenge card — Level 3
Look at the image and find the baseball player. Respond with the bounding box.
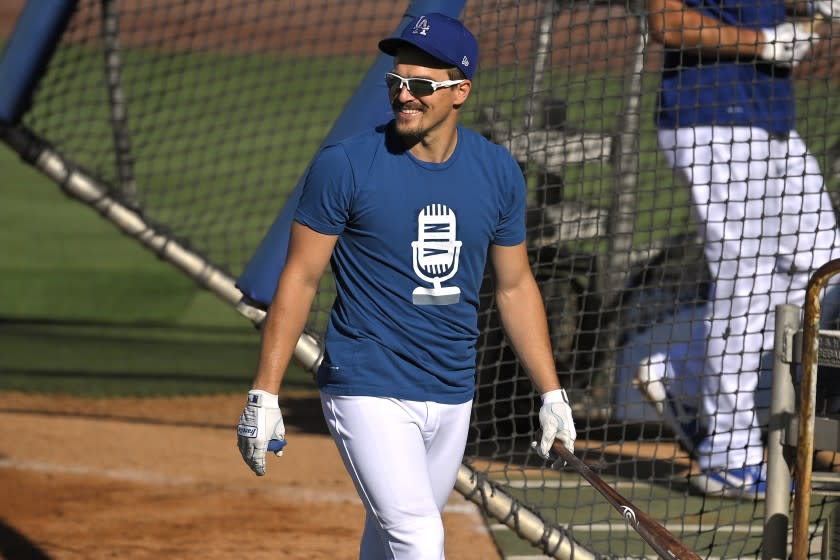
[236,13,575,558]
[644,0,840,498]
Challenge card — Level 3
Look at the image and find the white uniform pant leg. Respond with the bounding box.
[320,393,472,560]
[659,127,771,469]
[767,131,840,314]
[659,128,840,470]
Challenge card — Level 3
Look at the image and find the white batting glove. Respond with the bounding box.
[759,22,818,68]
[533,388,576,459]
[237,389,286,476]
[813,0,840,20]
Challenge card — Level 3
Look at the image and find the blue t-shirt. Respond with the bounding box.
[656,0,796,134]
[295,122,527,404]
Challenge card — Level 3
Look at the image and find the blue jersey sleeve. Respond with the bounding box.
[295,144,354,235]
[493,152,527,247]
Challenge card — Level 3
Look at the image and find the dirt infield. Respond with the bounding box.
[0,391,500,560]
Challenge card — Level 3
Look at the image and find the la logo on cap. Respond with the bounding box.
[412,16,431,36]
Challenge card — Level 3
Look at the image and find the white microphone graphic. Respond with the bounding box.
[411,204,462,305]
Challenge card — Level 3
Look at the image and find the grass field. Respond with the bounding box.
[0,140,312,395]
[2,140,832,557]
[0,40,704,403]
[4,33,840,557]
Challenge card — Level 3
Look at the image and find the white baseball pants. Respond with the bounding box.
[658,126,840,470]
[320,393,472,560]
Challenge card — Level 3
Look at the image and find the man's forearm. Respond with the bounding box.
[495,279,561,395]
[648,0,764,58]
[251,273,319,394]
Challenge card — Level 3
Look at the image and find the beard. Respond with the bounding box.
[393,109,428,139]
[391,98,456,147]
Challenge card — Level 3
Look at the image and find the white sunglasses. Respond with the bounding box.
[384,72,465,97]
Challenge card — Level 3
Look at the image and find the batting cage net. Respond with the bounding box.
[3,0,840,557]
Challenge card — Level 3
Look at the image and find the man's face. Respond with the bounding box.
[389,48,469,140]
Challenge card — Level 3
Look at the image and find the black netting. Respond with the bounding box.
[6,0,840,557]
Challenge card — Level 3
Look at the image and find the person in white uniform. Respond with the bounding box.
[641,0,840,498]
[235,13,576,558]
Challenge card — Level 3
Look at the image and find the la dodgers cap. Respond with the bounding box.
[378,13,478,80]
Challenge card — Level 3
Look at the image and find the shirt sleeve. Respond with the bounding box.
[493,153,527,246]
[294,144,354,235]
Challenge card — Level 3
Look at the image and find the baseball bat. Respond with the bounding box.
[552,442,701,560]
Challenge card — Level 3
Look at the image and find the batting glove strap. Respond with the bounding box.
[541,388,568,405]
[237,389,286,476]
[535,388,576,459]
[760,23,817,68]
[246,389,279,409]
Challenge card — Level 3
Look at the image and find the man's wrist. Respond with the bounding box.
[248,389,279,408]
[541,388,566,404]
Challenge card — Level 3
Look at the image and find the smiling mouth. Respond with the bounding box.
[395,102,423,116]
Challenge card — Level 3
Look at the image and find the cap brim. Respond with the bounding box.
[378,36,457,73]
[378,37,413,57]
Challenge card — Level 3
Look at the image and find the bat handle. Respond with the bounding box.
[554,443,575,464]
[268,439,287,453]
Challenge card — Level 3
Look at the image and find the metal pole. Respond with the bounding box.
[592,9,649,410]
[763,303,799,560]
[454,464,596,560]
[793,259,840,559]
[0,124,325,373]
[100,0,139,208]
[522,0,558,130]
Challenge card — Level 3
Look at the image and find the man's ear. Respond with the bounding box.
[453,80,472,108]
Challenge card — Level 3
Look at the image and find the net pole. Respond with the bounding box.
[0,124,324,371]
[522,0,558,130]
[3,121,604,557]
[793,260,840,559]
[763,303,799,559]
[454,464,597,560]
[604,11,647,298]
[592,9,649,410]
[100,0,139,208]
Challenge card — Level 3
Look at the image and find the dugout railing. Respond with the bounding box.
[766,259,840,560]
